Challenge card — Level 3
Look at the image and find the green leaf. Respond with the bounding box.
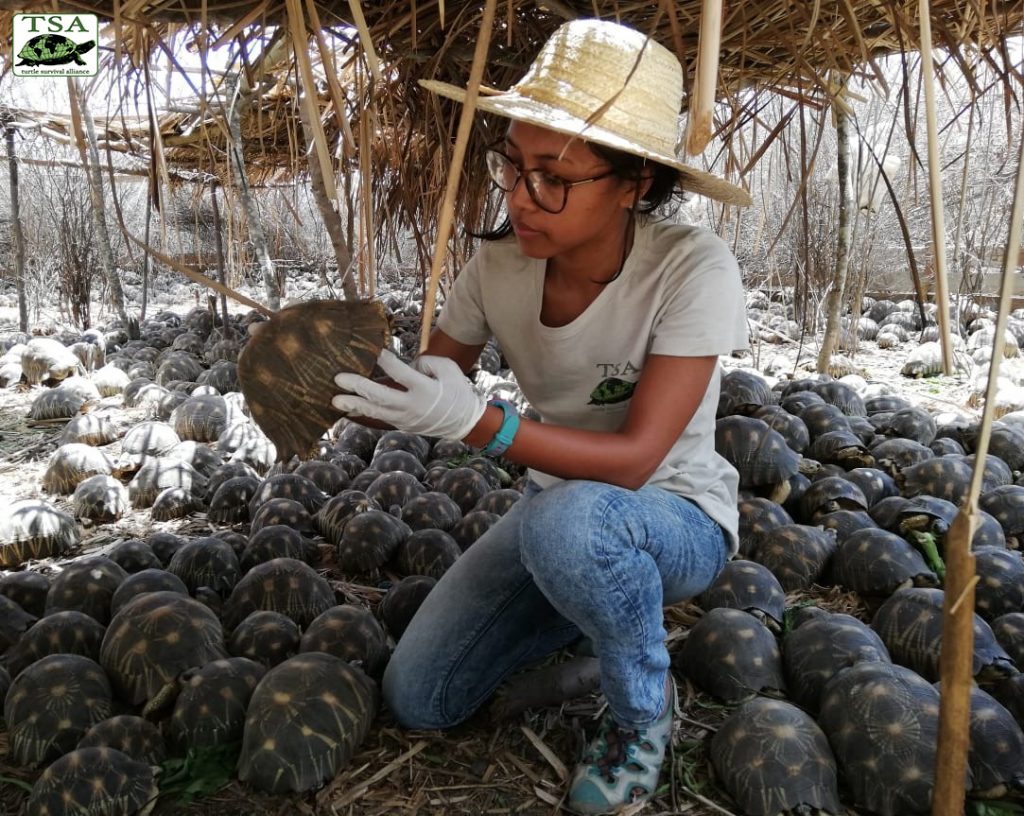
[0,775,34,793]
[158,742,241,805]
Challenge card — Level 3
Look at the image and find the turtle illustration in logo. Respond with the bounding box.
[17,34,95,67]
[588,377,636,405]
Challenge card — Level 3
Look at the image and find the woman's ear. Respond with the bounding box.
[620,172,654,209]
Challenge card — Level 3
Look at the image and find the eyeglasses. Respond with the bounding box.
[485,148,615,214]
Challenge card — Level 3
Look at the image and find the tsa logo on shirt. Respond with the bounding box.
[588,361,640,406]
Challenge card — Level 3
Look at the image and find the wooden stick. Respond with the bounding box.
[918,0,954,376]
[418,0,499,354]
[932,86,1024,816]
[684,0,723,156]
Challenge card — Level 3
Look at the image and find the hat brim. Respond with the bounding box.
[420,79,752,207]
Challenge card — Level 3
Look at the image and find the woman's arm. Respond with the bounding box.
[464,354,718,490]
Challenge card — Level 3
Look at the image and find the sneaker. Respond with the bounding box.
[566,679,675,815]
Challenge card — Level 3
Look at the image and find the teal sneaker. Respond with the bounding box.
[567,680,675,815]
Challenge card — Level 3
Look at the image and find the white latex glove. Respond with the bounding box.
[333,349,487,440]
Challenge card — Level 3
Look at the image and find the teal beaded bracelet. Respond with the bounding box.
[480,398,520,458]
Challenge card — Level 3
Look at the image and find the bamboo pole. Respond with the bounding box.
[684,0,723,156]
[418,0,499,354]
[932,115,1024,816]
[918,0,954,375]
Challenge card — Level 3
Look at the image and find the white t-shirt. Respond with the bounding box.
[437,219,748,553]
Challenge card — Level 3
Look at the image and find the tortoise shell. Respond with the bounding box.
[168,440,223,478]
[473,488,522,516]
[5,654,113,766]
[3,610,106,679]
[991,612,1024,666]
[238,300,390,462]
[797,402,851,439]
[675,608,785,702]
[316,491,379,545]
[336,422,382,461]
[871,438,935,476]
[208,475,261,524]
[0,594,36,653]
[151,485,205,521]
[365,471,426,510]
[222,557,336,631]
[128,456,207,508]
[379,575,436,640]
[229,434,279,474]
[77,715,167,764]
[844,466,900,506]
[750,524,837,592]
[449,509,501,552]
[249,497,316,536]
[109,568,188,616]
[206,460,261,499]
[44,555,128,625]
[980,485,1024,547]
[249,473,329,518]
[717,369,774,417]
[0,570,50,617]
[737,497,794,558]
[818,661,946,816]
[810,380,866,416]
[974,547,1024,621]
[782,610,891,714]
[430,437,469,461]
[42,443,114,494]
[337,509,412,572]
[798,475,868,522]
[293,459,350,495]
[146,531,186,565]
[372,429,431,463]
[240,524,319,571]
[167,536,241,597]
[299,604,390,679]
[29,387,87,421]
[170,657,266,750]
[699,560,786,633]
[883,406,937,445]
[710,698,840,816]
[959,685,1024,796]
[99,591,227,707]
[115,420,181,467]
[750,404,810,454]
[399,491,463,532]
[26,747,157,815]
[393,528,461,579]
[72,474,129,523]
[228,610,301,668]
[369,449,428,480]
[237,652,379,793]
[714,416,800,500]
[829,527,939,596]
[434,467,492,515]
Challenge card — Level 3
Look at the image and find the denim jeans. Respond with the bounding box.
[382,478,729,730]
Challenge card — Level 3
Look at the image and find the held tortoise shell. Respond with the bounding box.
[237,300,390,462]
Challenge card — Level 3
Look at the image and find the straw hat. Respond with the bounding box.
[420,18,751,207]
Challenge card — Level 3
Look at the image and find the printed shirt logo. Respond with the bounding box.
[588,361,641,406]
[13,14,99,78]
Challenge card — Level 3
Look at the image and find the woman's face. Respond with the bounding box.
[498,121,638,262]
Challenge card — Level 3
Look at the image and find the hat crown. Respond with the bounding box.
[510,19,683,157]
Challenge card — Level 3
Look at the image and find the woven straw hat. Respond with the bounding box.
[420,18,751,206]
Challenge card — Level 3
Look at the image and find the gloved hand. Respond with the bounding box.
[333,349,487,440]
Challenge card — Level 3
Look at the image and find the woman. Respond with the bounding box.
[333,18,750,815]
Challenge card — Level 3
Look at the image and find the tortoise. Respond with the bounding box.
[818,660,950,816]
[843,466,900,506]
[798,476,869,523]
[400,491,463,532]
[238,300,390,462]
[350,468,383,492]
[709,698,840,816]
[449,510,502,551]
[750,524,837,592]
[372,429,433,464]
[217,420,265,457]
[207,475,261,524]
[20,337,85,384]
[0,594,36,653]
[17,33,96,66]
[717,369,775,417]
[293,459,350,496]
[980,485,1024,547]
[240,524,319,571]
[737,497,794,558]
[25,747,157,816]
[974,546,1024,621]
[952,684,1024,797]
[128,456,207,508]
[236,652,379,793]
[364,470,426,510]
[337,509,412,572]
[392,528,462,579]
[806,428,874,469]
[715,416,803,503]
[229,434,279,474]
[249,496,317,536]
[196,358,240,391]
[960,453,1014,491]
[829,527,939,596]
[53,374,101,403]
[249,473,330,518]
[434,467,494,515]
[674,608,785,702]
[122,379,168,411]
[155,351,204,387]
[370,449,428,480]
[796,402,851,438]
[870,587,1017,683]
[167,440,223,478]
[59,412,124,447]
[698,560,785,633]
[44,555,128,625]
[0,570,50,617]
[2,610,106,679]
[5,654,113,766]
[882,406,938,445]
[42,443,115,494]
[876,329,906,349]
[28,387,87,421]
[206,460,261,498]
[316,490,380,545]
[100,591,227,707]
[336,422,383,462]
[464,456,512,490]
[145,531,186,565]
[77,715,167,764]
[327,452,369,481]
[810,380,867,416]
[222,557,336,631]
[896,457,974,505]
[431,438,471,461]
[902,340,973,378]
[379,575,437,640]
[778,389,825,416]
[109,568,189,616]
[151,485,206,521]
[474,488,523,516]
[170,657,266,750]
[992,613,1024,667]
[167,536,241,597]
[865,394,913,414]
[750,404,810,454]
[114,420,181,471]
[299,604,391,679]
[870,437,935,476]
[228,610,302,668]
[782,608,892,714]
[72,474,129,524]
[982,425,1024,473]
[814,509,878,545]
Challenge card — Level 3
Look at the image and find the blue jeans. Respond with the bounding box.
[382,479,729,730]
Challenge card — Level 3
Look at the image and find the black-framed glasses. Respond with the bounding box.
[485,148,615,214]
